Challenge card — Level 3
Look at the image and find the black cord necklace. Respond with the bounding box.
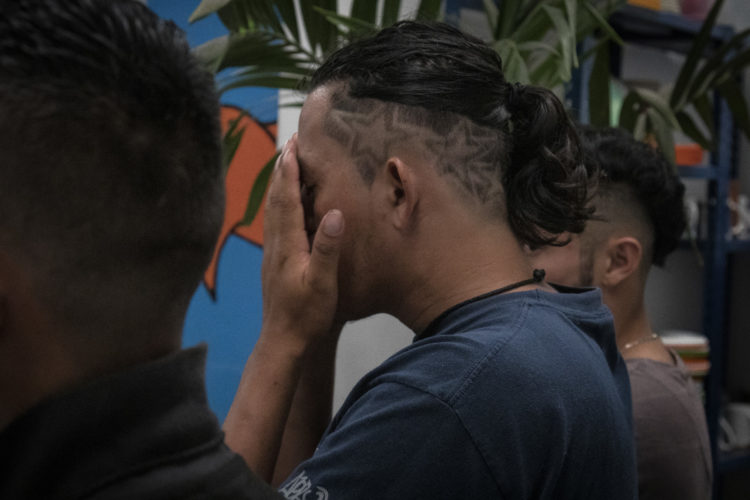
[415,269,546,341]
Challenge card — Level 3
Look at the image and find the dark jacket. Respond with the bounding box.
[0,346,281,500]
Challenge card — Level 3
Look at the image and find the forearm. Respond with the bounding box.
[226,136,345,484]
[223,334,308,482]
[271,331,341,485]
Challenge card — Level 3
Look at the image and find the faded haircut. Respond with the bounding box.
[0,0,224,333]
[578,126,686,267]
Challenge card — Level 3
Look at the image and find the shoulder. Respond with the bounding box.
[360,289,621,408]
[287,381,500,499]
[626,356,709,451]
[626,358,709,442]
[626,357,703,419]
[625,358,712,498]
[91,444,281,499]
[297,291,635,498]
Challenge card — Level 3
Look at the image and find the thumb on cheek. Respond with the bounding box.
[321,209,344,237]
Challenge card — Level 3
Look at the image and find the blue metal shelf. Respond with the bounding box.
[600,6,738,499]
[610,5,734,53]
[539,0,741,495]
[678,165,717,179]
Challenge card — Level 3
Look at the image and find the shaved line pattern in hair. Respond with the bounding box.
[323,89,507,210]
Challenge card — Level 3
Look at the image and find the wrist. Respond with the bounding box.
[255,324,313,361]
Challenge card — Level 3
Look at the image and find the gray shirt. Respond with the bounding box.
[627,351,712,500]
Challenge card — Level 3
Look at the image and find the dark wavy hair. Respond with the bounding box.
[0,0,223,331]
[306,21,595,248]
[578,126,686,266]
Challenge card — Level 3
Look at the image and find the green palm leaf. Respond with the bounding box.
[670,0,725,109]
[314,7,377,36]
[189,0,232,23]
[240,152,277,226]
[351,0,378,24]
[495,39,531,84]
[382,0,401,27]
[417,0,443,20]
[588,39,611,127]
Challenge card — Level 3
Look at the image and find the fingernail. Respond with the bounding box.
[322,210,343,236]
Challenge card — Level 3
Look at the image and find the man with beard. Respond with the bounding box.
[225,22,637,499]
[529,126,712,500]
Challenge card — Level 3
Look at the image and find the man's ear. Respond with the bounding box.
[600,236,642,288]
[384,157,418,230]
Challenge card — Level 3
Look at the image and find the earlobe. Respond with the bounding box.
[601,237,642,287]
[385,158,417,230]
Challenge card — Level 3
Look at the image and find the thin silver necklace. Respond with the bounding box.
[622,332,660,351]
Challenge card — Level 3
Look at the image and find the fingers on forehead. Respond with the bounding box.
[268,142,294,193]
[279,141,301,198]
[266,140,304,229]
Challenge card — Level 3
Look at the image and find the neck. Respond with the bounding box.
[604,284,671,363]
[392,217,547,334]
[611,297,652,350]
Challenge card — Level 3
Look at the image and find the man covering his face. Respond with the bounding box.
[226,22,637,500]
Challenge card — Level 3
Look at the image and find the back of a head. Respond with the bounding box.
[0,0,223,338]
[578,126,686,267]
[307,21,597,248]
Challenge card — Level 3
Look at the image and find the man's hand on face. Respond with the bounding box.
[260,135,344,355]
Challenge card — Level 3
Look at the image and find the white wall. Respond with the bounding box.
[332,315,413,409]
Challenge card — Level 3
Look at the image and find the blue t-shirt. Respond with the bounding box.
[280,287,636,499]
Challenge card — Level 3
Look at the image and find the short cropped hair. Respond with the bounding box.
[578,126,686,266]
[0,0,223,332]
[305,21,596,248]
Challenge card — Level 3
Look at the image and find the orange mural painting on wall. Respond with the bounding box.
[203,105,277,298]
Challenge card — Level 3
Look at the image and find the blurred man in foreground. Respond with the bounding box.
[0,1,280,498]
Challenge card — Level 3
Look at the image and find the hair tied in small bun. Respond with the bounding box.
[507,82,525,110]
[501,82,526,134]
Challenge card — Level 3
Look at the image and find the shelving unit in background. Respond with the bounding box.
[573,4,748,497]
[446,0,749,495]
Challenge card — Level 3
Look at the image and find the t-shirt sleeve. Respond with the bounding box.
[628,363,712,500]
[278,382,500,500]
